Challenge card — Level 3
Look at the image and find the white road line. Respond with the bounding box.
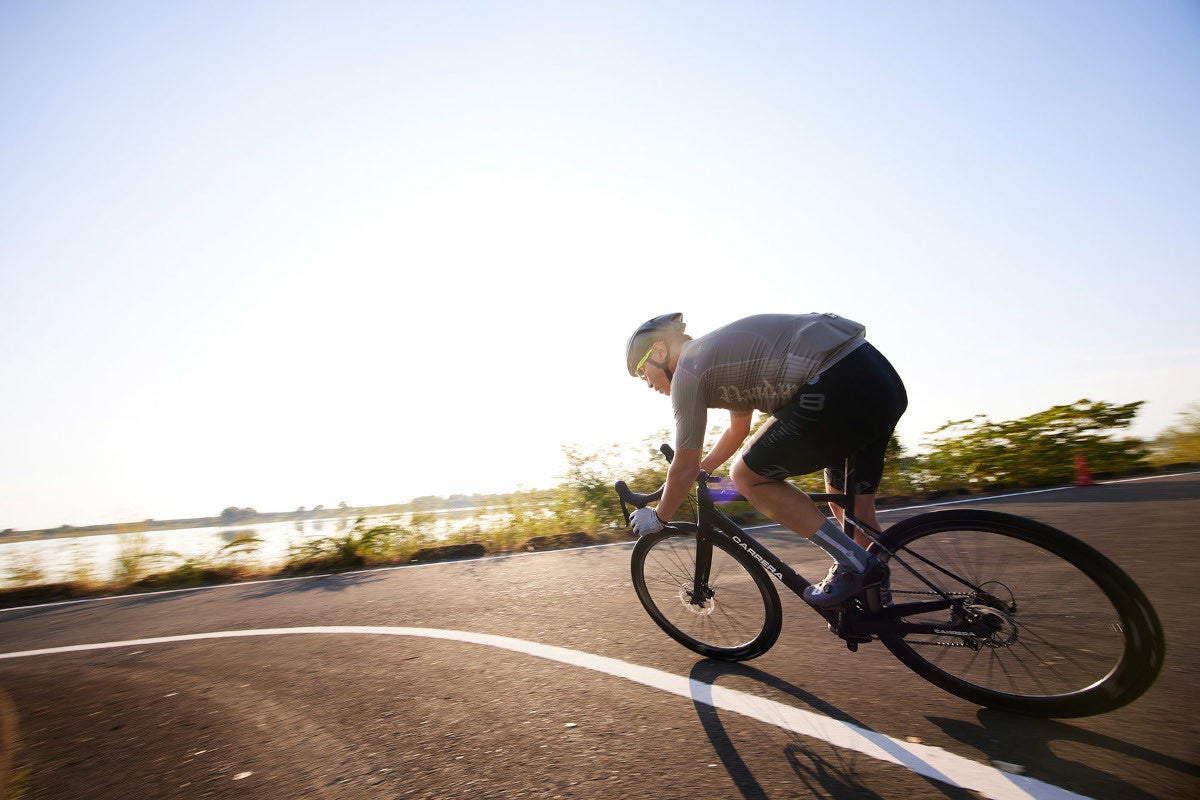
[0,626,1091,800]
[874,469,1200,514]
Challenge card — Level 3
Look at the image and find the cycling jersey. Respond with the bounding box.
[671,313,866,451]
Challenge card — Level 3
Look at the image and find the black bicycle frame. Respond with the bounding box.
[684,464,990,641]
[616,449,995,641]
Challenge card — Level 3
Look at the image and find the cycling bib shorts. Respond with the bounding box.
[741,342,907,494]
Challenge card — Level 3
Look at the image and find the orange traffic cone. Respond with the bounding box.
[1074,454,1095,486]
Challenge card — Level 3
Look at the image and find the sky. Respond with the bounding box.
[2,1,1198,531]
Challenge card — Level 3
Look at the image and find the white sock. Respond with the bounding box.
[809,519,870,572]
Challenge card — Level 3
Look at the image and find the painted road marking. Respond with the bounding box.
[0,626,1090,800]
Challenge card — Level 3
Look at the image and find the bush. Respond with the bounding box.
[285,518,394,571]
[1152,403,1200,465]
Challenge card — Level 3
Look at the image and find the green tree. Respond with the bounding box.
[916,399,1147,491]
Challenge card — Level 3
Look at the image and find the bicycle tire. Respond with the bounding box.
[874,509,1164,717]
[631,523,783,661]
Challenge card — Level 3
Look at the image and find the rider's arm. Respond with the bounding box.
[654,447,703,523]
[655,370,708,522]
[700,411,753,474]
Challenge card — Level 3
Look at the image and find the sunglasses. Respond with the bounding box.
[635,346,656,377]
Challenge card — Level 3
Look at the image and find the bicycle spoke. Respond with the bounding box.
[876,510,1163,715]
[633,529,778,655]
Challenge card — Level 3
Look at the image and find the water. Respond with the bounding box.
[0,507,520,585]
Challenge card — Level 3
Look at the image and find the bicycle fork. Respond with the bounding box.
[686,525,718,607]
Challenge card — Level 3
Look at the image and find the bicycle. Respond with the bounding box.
[615,445,1165,718]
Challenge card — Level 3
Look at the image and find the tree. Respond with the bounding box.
[556,442,637,527]
[916,399,1147,491]
[220,507,258,524]
[556,430,676,528]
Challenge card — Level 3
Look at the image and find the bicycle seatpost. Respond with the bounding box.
[842,456,857,537]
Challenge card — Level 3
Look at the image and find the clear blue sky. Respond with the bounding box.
[2,1,1198,530]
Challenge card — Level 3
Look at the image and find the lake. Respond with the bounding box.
[0,507,519,585]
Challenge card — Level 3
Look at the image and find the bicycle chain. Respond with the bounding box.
[908,639,979,649]
[892,588,974,597]
[891,590,993,649]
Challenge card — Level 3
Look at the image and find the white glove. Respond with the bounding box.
[631,507,665,536]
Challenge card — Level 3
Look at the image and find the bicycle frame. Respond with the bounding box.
[619,452,1001,649]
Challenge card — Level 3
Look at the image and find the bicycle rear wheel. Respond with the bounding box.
[631,524,782,661]
[875,510,1164,717]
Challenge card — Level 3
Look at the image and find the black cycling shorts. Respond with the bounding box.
[740,342,907,494]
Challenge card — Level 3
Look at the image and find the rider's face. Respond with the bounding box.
[640,344,672,396]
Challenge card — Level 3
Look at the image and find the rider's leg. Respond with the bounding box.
[834,488,893,605]
[732,415,872,558]
[734,462,881,608]
[732,461,827,534]
[826,482,881,548]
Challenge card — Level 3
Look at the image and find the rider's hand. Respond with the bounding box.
[630,507,665,536]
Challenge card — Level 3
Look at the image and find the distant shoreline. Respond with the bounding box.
[1,514,327,545]
[0,500,536,545]
[0,505,420,545]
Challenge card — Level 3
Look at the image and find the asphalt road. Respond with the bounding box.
[1,473,1197,799]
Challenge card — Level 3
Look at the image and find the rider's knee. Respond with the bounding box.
[731,458,772,496]
[730,459,753,493]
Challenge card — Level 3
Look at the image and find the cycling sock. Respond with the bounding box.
[810,519,871,572]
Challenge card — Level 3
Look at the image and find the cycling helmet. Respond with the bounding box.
[626,313,686,376]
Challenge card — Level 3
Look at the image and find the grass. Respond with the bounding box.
[0,511,637,608]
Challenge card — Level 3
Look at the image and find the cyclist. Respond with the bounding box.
[625,312,907,607]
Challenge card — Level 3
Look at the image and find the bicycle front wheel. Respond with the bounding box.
[876,510,1164,717]
[631,524,782,661]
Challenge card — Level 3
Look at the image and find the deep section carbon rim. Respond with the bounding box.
[876,510,1163,716]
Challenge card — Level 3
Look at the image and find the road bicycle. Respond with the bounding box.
[615,446,1164,718]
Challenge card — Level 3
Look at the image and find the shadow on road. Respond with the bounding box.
[928,710,1200,800]
[52,570,390,608]
[240,570,388,599]
[687,660,975,800]
[0,569,393,621]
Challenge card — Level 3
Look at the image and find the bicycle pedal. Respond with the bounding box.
[829,615,872,648]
